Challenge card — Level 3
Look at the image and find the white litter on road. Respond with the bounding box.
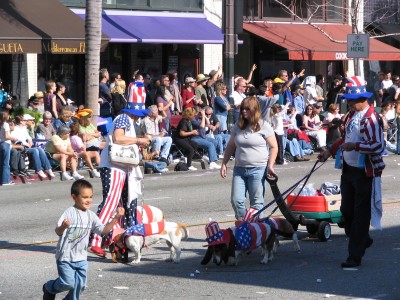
[113,286,129,290]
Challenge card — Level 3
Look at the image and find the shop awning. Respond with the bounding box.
[244,22,400,61]
[0,0,108,54]
[72,9,224,44]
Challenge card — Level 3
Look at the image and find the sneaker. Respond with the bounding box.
[160,168,169,173]
[218,154,224,159]
[381,150,388,157]
[188,166,197,171]
[61,172,73,181]
[72,172,84,180]
[88,246,107,257]
[46,169,56,178]
[42,283,55,300]
[89,169,101,178]
[341,257,361,269]
[209,162,221,169]
[202,155,210,162]
[37,170,47,178]
[2,181,15,186]
[283,159,288,165]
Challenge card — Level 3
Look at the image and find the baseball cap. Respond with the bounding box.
[23,114,35,121]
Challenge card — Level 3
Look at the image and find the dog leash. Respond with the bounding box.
[254,160,325,218]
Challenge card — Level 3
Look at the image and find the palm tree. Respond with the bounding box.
[85,0,102,116]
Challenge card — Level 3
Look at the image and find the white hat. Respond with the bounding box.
[23,114,35,121]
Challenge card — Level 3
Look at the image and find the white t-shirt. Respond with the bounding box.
[303,86,318,106]
[10,125,32,146]
[0,122,11,144]
[232,91,246,109]
[343,106,368,167]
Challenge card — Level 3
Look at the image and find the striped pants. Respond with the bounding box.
[90,167,137,248]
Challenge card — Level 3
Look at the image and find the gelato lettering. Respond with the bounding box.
[43,42,86,53]
[0,43,24,53]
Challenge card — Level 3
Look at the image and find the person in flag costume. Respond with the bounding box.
[318,76,385,269]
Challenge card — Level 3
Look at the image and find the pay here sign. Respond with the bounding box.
[347,34,370,58]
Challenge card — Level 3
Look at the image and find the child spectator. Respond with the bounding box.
[0,110,18,185]
[270,101,290,164]
[69,122,101,178]
[42,179,124,299]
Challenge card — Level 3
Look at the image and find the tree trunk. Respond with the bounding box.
[85,0,102,116]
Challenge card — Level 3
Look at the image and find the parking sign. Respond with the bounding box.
[347,34,370,58]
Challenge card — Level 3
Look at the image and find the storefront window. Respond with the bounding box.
[244,0,259,18]
[261,0,345,21]
[37,54,84,103]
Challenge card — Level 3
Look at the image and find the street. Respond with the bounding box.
[0,155,400,300]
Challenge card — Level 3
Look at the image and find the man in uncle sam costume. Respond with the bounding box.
[318,75,385,268]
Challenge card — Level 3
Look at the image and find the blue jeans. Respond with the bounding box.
[151,136,172,159]
[45,260,88,300]
[216,114,228,132]
[25,147,52,172]
[231,166,266,220]
[284,137,305,157]
[214,133,230,155]
[144,161,167,173]
[191,136,218,162]
[0,142,11,184]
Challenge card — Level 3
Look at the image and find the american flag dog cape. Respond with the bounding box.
[234,220,273,251]
[127,81,146,107]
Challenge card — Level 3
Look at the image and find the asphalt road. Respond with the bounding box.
[0,154,399,299]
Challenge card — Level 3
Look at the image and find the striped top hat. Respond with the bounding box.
[341,76,373,100]
[203,220,231,246]
[242,208,260,223]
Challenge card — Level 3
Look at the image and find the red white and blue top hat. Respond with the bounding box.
[341,76,373,100]
[203,220,231,246]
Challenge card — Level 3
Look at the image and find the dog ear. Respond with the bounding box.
[200,247,213,265]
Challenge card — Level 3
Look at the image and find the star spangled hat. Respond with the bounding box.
[341,76,373,100]
[242,208,260,223]
[121,102,150,117]
[203,220,231,247]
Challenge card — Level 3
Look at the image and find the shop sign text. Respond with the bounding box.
[0,42,24,54]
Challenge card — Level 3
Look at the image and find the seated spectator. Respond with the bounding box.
[36,111,56,141]
[141,105,172,164]
[77,108,105,151]
[9,120,29,177]
[172,107,199,171]
[303,104,327,151]
[284,106,311,161]
[204,106,230,159]
[302,76,324,106]
[45,126,84,181]
[69,122,100,178]
[53,108,73,132]
[191,106,221,169]
[23,114,36,139]
[11,115,55,179]
[140,143,168,174]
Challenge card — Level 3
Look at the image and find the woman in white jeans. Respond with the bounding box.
[303,104,327,150]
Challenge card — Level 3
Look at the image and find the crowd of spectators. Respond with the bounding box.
[1,66,399,184]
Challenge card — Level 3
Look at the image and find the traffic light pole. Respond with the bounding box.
[223,0,235,96]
